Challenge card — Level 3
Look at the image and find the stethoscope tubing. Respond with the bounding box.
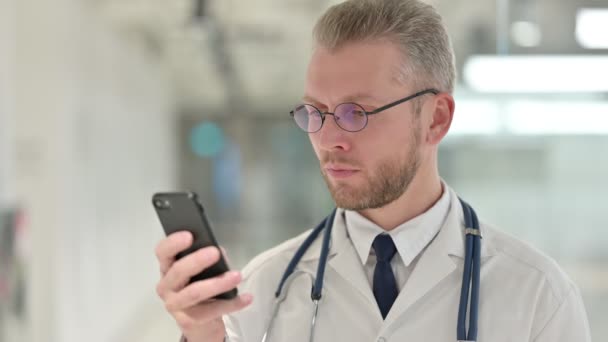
[457,199,482,342]
[263,198,481,342]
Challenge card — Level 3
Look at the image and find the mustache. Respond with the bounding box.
[320,155,360,168]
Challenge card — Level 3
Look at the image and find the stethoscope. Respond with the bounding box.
[260,198,482,342]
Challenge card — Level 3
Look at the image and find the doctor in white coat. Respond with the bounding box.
[154,0,592,341]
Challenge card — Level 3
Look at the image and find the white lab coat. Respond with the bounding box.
[224,187,591,341]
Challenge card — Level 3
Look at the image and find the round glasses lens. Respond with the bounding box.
[293,104,322,132]
[334,103,367,131]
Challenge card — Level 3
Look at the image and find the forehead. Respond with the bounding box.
[304,40,407,102]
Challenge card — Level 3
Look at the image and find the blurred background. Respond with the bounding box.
[0,0,607,341]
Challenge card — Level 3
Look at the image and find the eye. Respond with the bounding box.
[351,109,365,117]
[338,104,366,117]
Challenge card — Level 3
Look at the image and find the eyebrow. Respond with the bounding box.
[301,93,382,105]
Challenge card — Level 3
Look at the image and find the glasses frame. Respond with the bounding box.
[290,88,439,133]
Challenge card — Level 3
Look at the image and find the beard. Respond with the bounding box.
[320,129,421,211]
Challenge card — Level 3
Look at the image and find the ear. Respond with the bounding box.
[426,93,455,145]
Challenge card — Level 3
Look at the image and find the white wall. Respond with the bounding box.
[0,0,16,207]
[9,0,177,341]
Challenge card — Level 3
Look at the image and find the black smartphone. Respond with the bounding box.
[152,191,237,300]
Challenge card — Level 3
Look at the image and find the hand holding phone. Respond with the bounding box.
[152,191,237,299]
[153,192,253,342]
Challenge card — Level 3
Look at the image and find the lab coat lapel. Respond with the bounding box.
[326,211,379,308]
[384,189,465,325]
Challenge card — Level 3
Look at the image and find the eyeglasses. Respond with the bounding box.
[290,88,439,133]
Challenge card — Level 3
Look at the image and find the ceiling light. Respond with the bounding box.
[464,55,608,93]
[576,8,608,49]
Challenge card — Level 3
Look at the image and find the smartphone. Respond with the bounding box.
[152,191,237,300]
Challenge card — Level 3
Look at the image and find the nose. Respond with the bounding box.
[313,113,352,152]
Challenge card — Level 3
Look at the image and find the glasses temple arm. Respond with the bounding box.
[367,89,439,115]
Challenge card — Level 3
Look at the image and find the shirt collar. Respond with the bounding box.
[344,181,451,267]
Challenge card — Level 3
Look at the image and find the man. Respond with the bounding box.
[154,0,591,341]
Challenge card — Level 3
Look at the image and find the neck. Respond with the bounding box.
[357,162,443,231]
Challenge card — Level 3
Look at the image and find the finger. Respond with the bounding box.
[174,294,253,329]
[155,231,193,275]
[187,293,253,320]
[162,246,221,292]
[165,271,242,312]
[157,247,221,299]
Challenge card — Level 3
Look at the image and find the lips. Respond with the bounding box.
[324,164,359,179]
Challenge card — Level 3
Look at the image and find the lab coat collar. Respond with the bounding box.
[441,186,498,259]
[299,185,497,262]
[297,185,498,321]
[298,206,348,263]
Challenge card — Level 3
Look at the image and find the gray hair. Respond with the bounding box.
[313,0,456,94]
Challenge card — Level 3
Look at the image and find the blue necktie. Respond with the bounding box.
[372,234,398,319]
